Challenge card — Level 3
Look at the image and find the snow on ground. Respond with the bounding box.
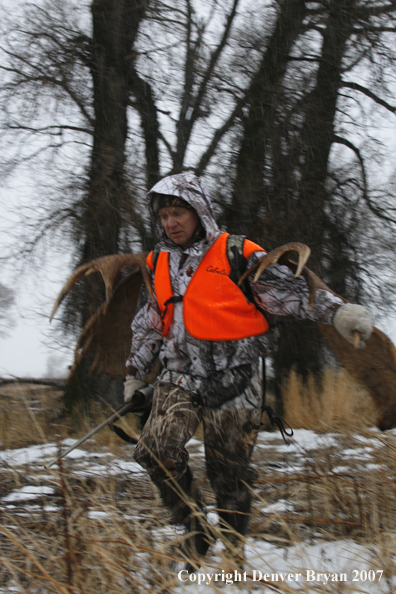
[260,499,294,514]
[265,428,339,454]
[1,428,396,592]
[2,485,54,502]
[0,439,109,467]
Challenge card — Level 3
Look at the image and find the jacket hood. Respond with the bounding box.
[147,173,220,247]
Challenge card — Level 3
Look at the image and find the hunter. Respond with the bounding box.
[124,172,372,570]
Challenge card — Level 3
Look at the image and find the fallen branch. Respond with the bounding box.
[0,377,66,389]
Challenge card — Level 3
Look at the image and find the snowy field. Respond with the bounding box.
[1,418,396,593]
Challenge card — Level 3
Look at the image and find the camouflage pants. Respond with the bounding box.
[134,382,261,537]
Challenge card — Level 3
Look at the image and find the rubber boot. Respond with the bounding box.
[155,467,212,571]
[179,468,211,571]
[182,513,211,571]
[218,492,251,570]
[155,466,196,524]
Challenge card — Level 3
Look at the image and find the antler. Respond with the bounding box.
[279,258,345,309]
[239,242,311,285]
[50,253,152,321]
[238,242,347,310]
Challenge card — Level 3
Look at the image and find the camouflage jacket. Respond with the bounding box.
[126,173,344,409]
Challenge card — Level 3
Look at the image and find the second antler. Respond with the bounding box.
[239,242,310,283]
[239,242,346,310]
[50,253,153,322]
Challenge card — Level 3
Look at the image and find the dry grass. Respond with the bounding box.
[0,383,140,455]
[1,372,396,593]
[282,368,378,432]
[0,383,65,449]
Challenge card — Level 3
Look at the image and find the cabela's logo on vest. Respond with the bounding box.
[206,265,227,275]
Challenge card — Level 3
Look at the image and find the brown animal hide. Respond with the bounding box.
[71,269,144,379]
[318,324,396,430]
[51,254,154,381]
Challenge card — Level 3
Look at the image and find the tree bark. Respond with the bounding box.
[273,0,357,393]
[226,0,307,241]
[296,0,356,272]
[65,0,148,409]
[77,0,148,324]
[130,69,161,191]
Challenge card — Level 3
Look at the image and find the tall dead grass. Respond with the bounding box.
[282,368,378,431]
[0,383,139,455]
[1,374,396,592]
[0,383,65,449]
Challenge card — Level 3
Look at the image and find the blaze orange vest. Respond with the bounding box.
[146,232,269,340]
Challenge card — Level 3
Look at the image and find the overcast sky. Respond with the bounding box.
[0,178,73,378]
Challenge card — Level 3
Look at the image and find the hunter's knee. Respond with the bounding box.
[134,439,188,479]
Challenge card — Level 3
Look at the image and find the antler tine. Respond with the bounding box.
[279,256,345,310]
[50,253,153,322]
[238,242,311,285]
[50,262,95,322]
[75,332,94,362]
[300,266,344,309]
[82,253,152,304]
[88,351,101,377]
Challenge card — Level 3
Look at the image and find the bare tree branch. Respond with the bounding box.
[333,135,368,198]
[195,102,243,175]
[333,134,396,224]
[341,80,396,113]
[173,0,240,171]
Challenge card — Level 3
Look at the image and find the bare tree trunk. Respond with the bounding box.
[226,0,307,241]
[273,0,356,398]
[76,0,147,323]
[130,69,161,191]
[296,0,355,271]
[65,0,148,409]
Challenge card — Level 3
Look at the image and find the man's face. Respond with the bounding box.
[159,206,199,248]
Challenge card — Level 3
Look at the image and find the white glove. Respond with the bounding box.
[124,376,145,403]
[333,304,373,348]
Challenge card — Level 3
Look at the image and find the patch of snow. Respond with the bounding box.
[274,429,338,454]
[260,499,294,514]
[0,584,20,594]
[0,440,97,467]
[207,512,219,525]
[273,465,304,473]
[174,538,394,593]
[352,435,384,447]
[365,463,384,471]
[245,538,393,593]
[332,466,351,474]
[87,510,110,519]
[342,447,373,460]
[0,444,58,466]
[256,431,284,442]
[2,486,55,502]
[186,437,202,447]
[153,525,183,540]
[1,503,58,514]
[73,459,144,478]
[62,438,79,446]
